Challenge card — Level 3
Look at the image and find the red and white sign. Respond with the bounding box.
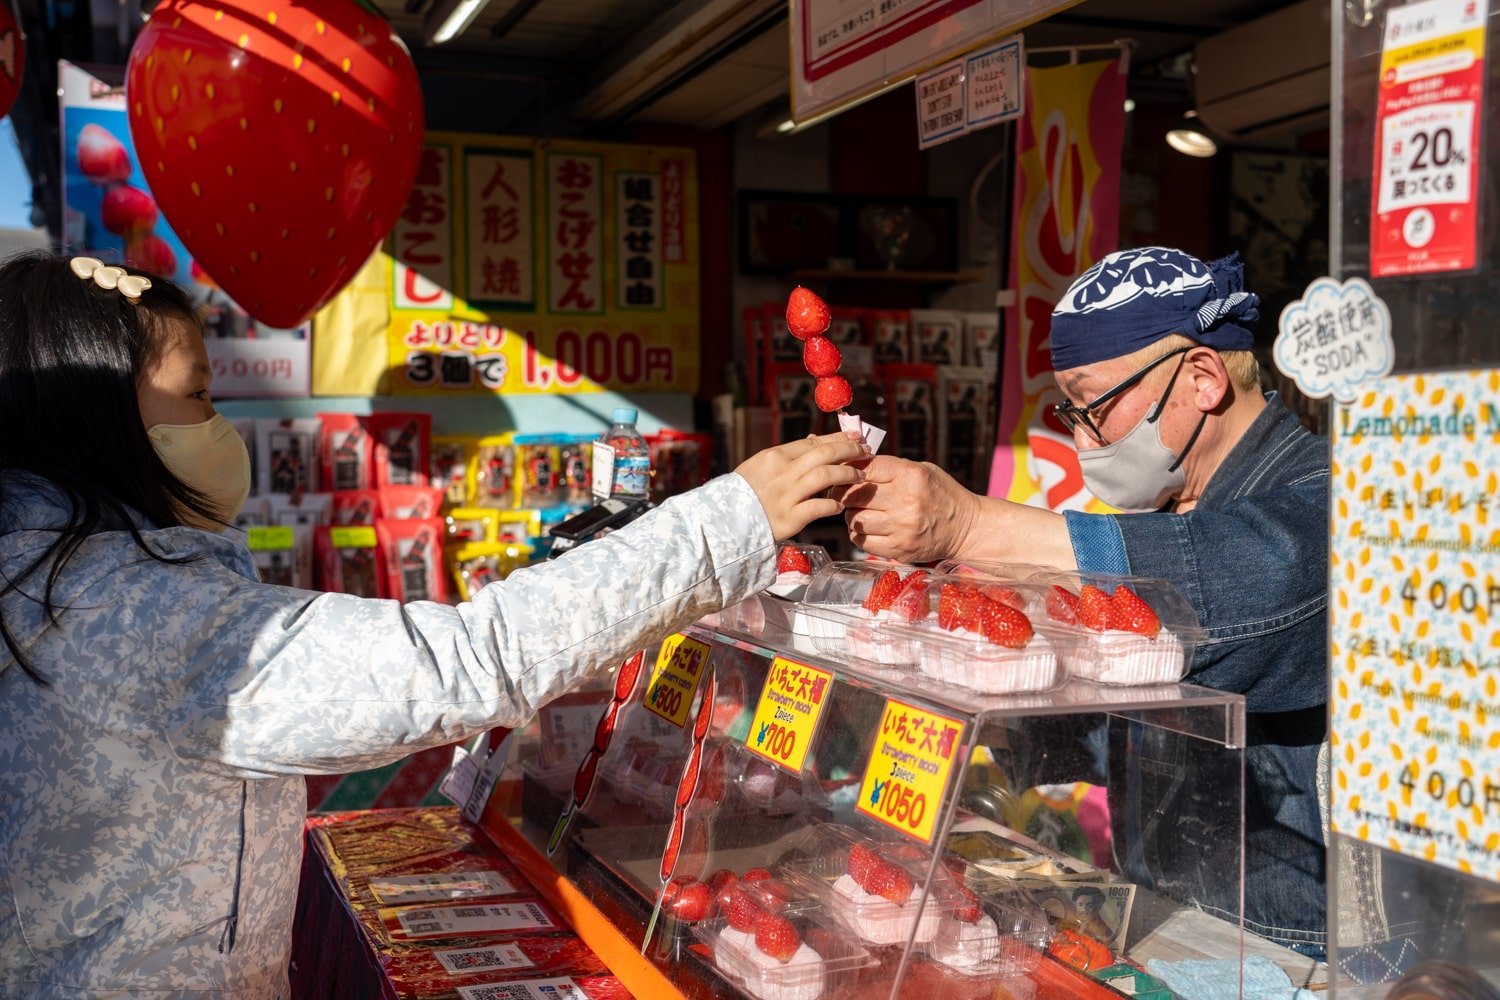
[791,0,1067,123]
[393,146,455,311]
[205,337,311,398]
[465,149,534,308]
[1370,0,1487,277]
[546,153,603,313]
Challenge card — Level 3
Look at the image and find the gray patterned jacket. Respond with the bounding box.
[0,472,774,998]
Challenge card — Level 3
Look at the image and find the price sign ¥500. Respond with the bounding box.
[643,633,710,728]
[856,698,966,844]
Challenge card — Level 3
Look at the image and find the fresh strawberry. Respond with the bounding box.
[959,589,988,632]
[777,546,812,574]
[721,886,762,932]
[753,911,802,963]
[889,571,931,622]
[1079,584,1112,631]
[751,878,791,910]
[1047,585,1082,625]
[1110,585,1162,636]
[707,868,737,895]
[951,884,983,923]
[663,878,712,922]
[785,286,831,339]
[126,0,424,328]
[101,185,159,239]
[936,583,964,631]
[862,569,903,613]
[814,375,853,412]
[978,598,1033,649]
[76,124,132,185]
[847,842,880,887]
[741,867,774,882]
[982,584,1024,609]
[802,335,842,378]
[864,861,913,904]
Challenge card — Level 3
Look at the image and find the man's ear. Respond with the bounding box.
[1186,346,1231,412]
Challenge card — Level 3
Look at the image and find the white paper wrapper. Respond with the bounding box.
[838,413,887,455]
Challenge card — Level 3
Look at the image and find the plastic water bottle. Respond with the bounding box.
[601,407,651,499]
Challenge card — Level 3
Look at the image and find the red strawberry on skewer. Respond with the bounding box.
[814,375,853,413]
[802,336,842,378]
[786,286,831,339]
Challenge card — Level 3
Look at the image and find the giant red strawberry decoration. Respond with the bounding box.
[126,0,424,328]
[77,124,132,185]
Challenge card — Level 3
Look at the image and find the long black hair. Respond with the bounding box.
[0,251,225,684]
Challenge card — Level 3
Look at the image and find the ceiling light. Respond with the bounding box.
[1123,98,1136,113]
[1165,127,1217,157]
[424,0,489,45]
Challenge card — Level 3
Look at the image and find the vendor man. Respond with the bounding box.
[841,246,1329,956]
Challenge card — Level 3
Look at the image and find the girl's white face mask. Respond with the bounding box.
[147,413,251,531]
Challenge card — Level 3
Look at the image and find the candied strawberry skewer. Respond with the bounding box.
[642,672,718,951]
[547,650,646,854]
[787,286,854,415]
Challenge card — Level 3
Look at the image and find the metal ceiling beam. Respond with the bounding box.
[488,0,544,39]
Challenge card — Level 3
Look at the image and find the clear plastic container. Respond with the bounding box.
[794,562,1070,694]
[695,916,875,1000]
[925,868,1053,979]
[766,543,833,600]
[1020,569,1205,686]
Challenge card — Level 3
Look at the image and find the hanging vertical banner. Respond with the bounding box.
[987,57,1127,510]
[1329,370,1500,881]
[311,133,701,397]
[1369,0,1487,278]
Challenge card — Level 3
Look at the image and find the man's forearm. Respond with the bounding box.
[953,496,1078,571]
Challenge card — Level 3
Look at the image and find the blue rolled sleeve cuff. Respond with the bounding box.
[1063,510,1130,575]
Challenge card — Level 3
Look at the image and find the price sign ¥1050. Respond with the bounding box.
[743,656,834,773]
[857,698,966,844]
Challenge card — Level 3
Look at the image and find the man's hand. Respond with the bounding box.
[837,456,979,563]
[736,431,868,542]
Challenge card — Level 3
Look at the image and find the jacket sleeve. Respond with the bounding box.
[138,474,776,778]
[1065,473,1329,712]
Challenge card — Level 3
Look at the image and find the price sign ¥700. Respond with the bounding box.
[857,698,966,844]
[743,656,834,773]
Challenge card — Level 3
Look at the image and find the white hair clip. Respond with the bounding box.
[69,256,153,303]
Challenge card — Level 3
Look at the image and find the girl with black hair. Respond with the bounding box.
[0,251,868,998]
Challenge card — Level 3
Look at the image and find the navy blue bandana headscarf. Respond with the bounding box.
[1049,246,1260,371]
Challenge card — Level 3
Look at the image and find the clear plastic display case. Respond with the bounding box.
[483,573,1280,998]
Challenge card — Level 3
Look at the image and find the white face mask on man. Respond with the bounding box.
[148,414,252,531]
[1075,358,1207,512]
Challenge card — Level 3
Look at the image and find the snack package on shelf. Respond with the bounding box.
[315,524,385,598]
[445,507,499,546]
[475,433,517,508]
[910,309,965,366]
[319,413,373,491]
[377,518,448,604]
[1027,570,1204,686]
[430,434,477,507]
[864,309,912,364]
[370,412,431,488]
[771,365,825,444]
[825,307,867,350]
[648,429,713,503]
[794,562,1069,694]
[234,495,272,529]
[380,485,445,520]
[558,434,595,506]
[937,365,994,493]
[494,509,542,545]
[742,306,768,407]
[450,541,533,601]
[514,435,561,508]
[883,364,939,464]
[963,311,1001,370]
[247,524,299,588]
[762,301,802,367]
[256,417,321,495]
[332,489,381,526]
[269,491,333,528]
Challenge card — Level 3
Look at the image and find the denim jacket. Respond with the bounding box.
[1064,393,1330,951]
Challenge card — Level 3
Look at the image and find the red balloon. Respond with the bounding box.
[0,3,24,121]
[126,0,424,328]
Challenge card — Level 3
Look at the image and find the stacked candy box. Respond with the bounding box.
[687,872,876,1000]
[794,562,1073,694]
[940,562,1205,686]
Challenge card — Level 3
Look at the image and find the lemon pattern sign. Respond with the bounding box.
[1329,370,1500,880]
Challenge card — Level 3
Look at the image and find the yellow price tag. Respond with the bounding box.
[856,698,966,844]
[330,526,378,548]
[644,633,711,727]
[744,656,834,773]
[246,526,295,551]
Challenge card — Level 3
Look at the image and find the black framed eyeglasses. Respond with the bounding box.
[1051,346,1190,445]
